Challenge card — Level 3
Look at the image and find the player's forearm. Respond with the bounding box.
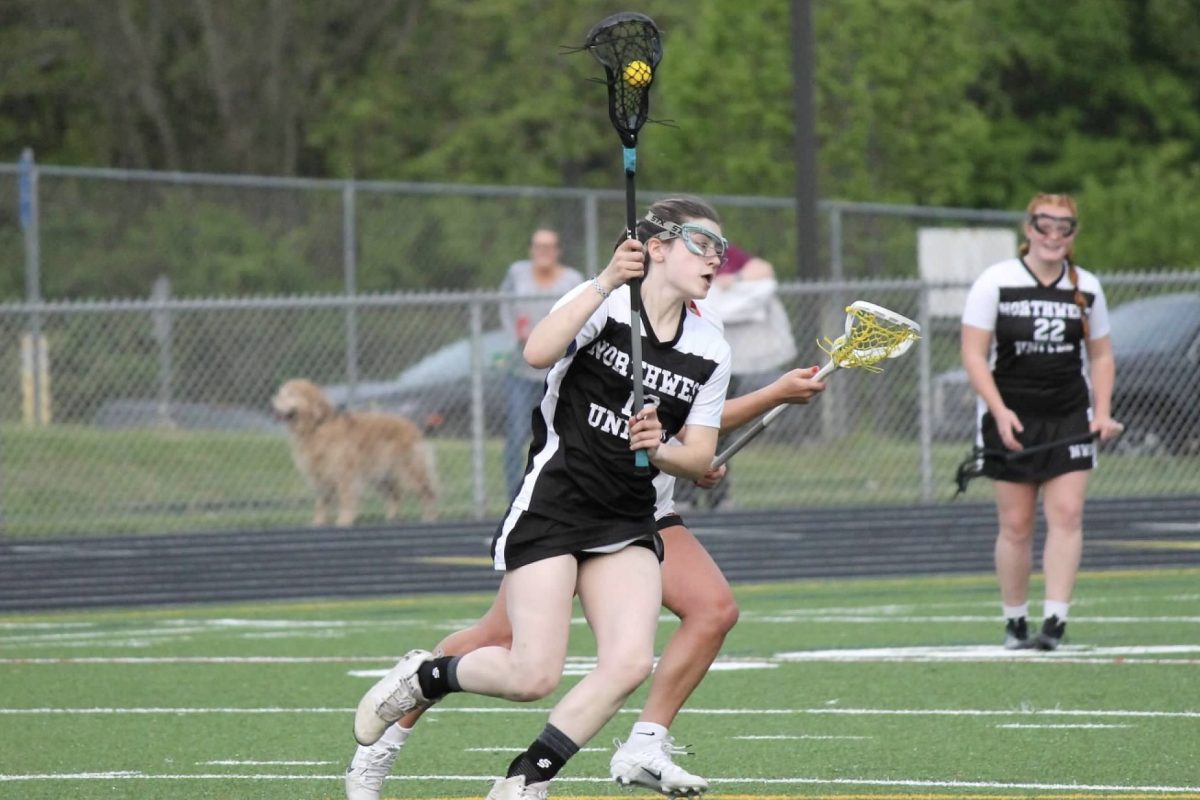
[962,351,1007,416]
[650,433,717,481]
[1089,351,1116,418]
[720,386,779,432]
[524,286,603,368]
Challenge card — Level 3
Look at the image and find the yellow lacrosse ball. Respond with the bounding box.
[623,60,652,88]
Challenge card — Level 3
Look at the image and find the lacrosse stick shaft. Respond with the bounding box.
[952,431,1102,497]
[711,301,919,470]
[711,359,838,468]
[625,150,649,473]
[711,405,784,469]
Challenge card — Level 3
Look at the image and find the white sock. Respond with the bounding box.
[378,723,412,748]
[1043,600,1070,622]
[625,722,668,749]
[1002,603,1029,621]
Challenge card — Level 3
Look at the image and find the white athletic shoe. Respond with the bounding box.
[485,775,550,800]
[344,738,404,800]
[610,736,709,797]
[353,650,432,746]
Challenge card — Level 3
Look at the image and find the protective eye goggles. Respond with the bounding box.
[1029,213,1078,238]
[645,212,729,264]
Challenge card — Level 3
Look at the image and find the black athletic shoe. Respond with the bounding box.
[1003,617,1033,650]
[1033,615,1067,651]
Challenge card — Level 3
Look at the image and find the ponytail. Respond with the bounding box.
[1067,260,1090,341]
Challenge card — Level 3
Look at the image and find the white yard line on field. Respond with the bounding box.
[198,760,337,765]
[775,643,1200,662]
[5,642,1197,669]
[463,747,607,753]
[994,723,1133,730]
[744,614,1200,624]
[2,705,1197,719]
[0,772,1197,793]
[0,656,396,664]
[733,734,872,740]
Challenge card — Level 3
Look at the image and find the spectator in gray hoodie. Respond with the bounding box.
[498,227,583,495]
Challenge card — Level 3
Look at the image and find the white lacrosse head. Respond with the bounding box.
[843,300,920,360]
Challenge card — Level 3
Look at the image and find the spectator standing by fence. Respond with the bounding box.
[499,228,583,496]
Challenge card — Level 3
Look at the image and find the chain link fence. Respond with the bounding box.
[0,158,1026,302]
[0,159,1196,537]
[0,271,1196,538]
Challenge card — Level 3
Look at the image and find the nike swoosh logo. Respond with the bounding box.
[641,767,662,781]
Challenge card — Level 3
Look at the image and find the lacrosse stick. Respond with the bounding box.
[712,301,921,468]
[952,430,1108,497]
[582,11,663,475]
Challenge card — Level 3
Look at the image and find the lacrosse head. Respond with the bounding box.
[821,300,921,371]
[583,12,663,148]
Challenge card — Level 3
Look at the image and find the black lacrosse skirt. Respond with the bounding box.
[490,508,663,572]
[977,408,1096,484]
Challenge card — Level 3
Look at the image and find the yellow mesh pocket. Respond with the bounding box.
[818,305,920,372]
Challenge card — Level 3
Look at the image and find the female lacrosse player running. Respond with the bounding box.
[961,192,1122,651]
[352,197,737,800]
[344,367,825,800]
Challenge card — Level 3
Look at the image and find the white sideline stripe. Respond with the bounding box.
[0,772,1197,792]
[349,656,777,679]
[676,710,1200,724]
[199,760,336,765]
[745,614,1200,624]
[347,667,619,679]
[734,734,871,740]
[14,646,1195,667]
[785,658,1200,666]
[3,706,1198,719]
[0,707,354,714]
[0,656,397,664]
[775,643,1200,662]
[995,723,1133,730]
[758,596,1200,615]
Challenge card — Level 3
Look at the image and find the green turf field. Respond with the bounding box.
[2,568,1198,799]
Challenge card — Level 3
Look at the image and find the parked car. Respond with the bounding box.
[931,291,1200,455]
[323,329,515,437]
[93,399,280,432]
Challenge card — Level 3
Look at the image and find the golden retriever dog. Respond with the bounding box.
[272,379,438,526]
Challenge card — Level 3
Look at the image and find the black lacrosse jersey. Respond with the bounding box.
[511,282,731,528]
[962,258,1111,415]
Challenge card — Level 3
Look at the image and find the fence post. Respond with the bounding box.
[342,181,360,399]
[151,275,174,427]
[19,148,47,426]
[819,207,845,442]
[917,280,934,502]
[828,203,844,282]
[468,301,487,520]
[584,191,599,277]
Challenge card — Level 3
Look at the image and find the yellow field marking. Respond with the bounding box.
[1092,539,1200,552]
[415,556,496,567]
